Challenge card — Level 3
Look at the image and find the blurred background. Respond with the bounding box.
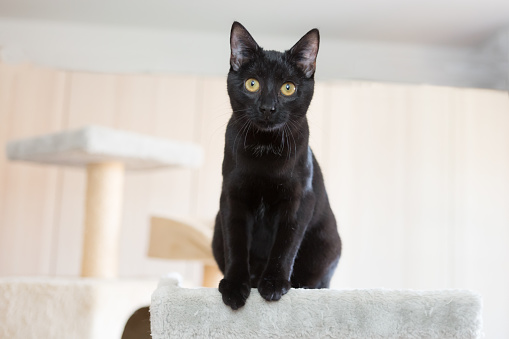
[0,0,508,337]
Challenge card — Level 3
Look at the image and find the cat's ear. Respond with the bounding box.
[288,29,320,78]
[230,22,259,71]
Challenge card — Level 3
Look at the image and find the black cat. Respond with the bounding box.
[212,22,342,310]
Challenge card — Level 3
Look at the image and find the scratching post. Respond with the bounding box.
[82,162,124,278]
[150,276,483,339]
[7,125,203,278]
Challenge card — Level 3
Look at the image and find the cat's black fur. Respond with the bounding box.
[212,22,342,310]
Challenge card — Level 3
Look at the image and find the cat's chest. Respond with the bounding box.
[249,143,284,157]
[237,146,314,195]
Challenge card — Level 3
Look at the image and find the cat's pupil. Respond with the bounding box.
[286,84,290,90]
[251,81,255,87]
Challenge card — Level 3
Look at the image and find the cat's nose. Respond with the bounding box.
[259,105,276,119]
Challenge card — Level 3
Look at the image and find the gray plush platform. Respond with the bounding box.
[6,125,203,170]
[150,276,483,339]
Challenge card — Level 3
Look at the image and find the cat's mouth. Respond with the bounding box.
[253,120,285,132]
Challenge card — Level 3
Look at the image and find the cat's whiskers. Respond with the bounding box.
[243,121,251,150]
[287,118,304,139]
[206,104,249,140]
[281,124,290,161]
[281,124,290,155]
[232,108,250,113]
[230,114,249,129]
[290,119,304,138]
[287,123,297,159]
[280,128,285,155]
[209,122,230,141]
[233,118,251,166]
[237,120,251,150]
[208,114,237,141]
[285,124,297,177]
[208,102,236,120]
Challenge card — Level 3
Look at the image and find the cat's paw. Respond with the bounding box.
[218,278,251,310]
[258,277,291,301]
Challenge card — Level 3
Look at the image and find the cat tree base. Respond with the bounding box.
[0,277,157,339]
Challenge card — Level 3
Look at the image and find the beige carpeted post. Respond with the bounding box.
[81,162,125,278]
[202,264,222,288]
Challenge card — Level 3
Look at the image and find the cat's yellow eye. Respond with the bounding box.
[245,78,260,92]
[281,82,296,96]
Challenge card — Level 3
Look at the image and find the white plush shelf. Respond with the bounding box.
[0,277,157,339]
[6,125,203,170]
[151,277,483,339]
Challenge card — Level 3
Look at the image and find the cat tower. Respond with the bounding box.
[1,126,203,339]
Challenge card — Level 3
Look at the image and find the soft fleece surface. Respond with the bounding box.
[150,276,482,339]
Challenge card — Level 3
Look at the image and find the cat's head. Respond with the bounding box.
[227,22,319,132]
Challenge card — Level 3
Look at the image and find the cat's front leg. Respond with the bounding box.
[218,198,253,310]
[257,220,298,301]
[258,196,314,301]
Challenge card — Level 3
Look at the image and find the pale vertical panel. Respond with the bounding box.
[450,88,509,338]
[194,76,231,220]
[401,85,450,289]
[0,63,67,275]
[326,81,355,288]
[327,81,408,289]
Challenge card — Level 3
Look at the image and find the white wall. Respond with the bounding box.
[0,18,507,89]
